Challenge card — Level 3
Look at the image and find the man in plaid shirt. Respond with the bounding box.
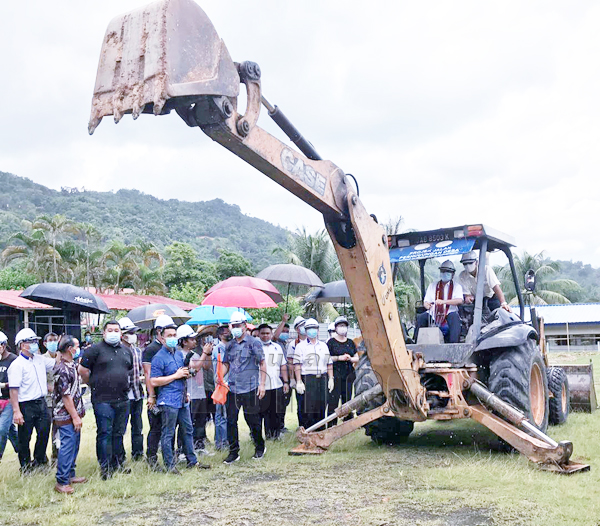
[119,318,145,461]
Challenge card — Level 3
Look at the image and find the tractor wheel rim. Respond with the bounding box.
[561,382,568,414]
[530,363,545,426]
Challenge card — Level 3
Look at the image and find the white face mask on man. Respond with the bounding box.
[335,325,348,337]
[125,333,137,345]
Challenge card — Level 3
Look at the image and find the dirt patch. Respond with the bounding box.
[397,505,493,526]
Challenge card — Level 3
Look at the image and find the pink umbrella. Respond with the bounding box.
[201,286,278,309]
[205,276,283,303]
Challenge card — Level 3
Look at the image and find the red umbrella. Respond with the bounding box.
[201,286,277,309]
[205,276,283,303]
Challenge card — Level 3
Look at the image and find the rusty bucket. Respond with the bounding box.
[561,362,597,412]
[89,0,239,134]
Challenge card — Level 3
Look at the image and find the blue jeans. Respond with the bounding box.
[160,405,197,469]
[0,403,19,459]
[214,403,227,449]
[55,424,81,485]
[93,400,130,473]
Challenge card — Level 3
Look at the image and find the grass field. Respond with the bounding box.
[1,353,599,526]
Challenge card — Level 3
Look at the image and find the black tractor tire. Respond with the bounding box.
[488,340,549,433]
[353,352,414,444]
[547,366,570,425]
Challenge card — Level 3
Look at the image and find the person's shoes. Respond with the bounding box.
[252,447,266,460]
[196,448,214,457]
[223,452,240,465]
[177,453,187,463]
[167,467,182,476]
[69,477,88,484]
[188,462,211,470]
[100,470,113,481]
[54,483,74,495]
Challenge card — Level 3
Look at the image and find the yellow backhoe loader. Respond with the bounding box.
[89,0,590,474]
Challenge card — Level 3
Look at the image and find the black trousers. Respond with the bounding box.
[146,407,162,464]
[226,389,264,455]
[259,387,285,439]
[17,398,50,471]
[279,390,291,431]
[302,375,328,430]
[189,398,208,449]
[327,372,355,425]
[129,398,144,459]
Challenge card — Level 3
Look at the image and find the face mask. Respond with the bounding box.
[306,328,318,339]
[336,326,348,337]
[46,341,58,355]
[440,272,453,283]
[279,333,289,342]
[72,347,81,360]
[165,337,178,349]
[231,327,243,339]
[125,334,138,345]
[464,262,476,273]
[104,332,121,345]
[85,335,92,343]
[29,343,40,354]
[298,327,306,336]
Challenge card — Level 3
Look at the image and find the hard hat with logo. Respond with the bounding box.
[229,311,247,325]
[154,314,176,329]
[15,328,40,346]
[439,260,456,273]
[176,325,197,340]
[0,331,7,344]
[460,251,477,264]
[304,318,319,329]
[118,317,140,333]
[293,316,306,329]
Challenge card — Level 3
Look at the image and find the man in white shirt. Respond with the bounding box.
[293,319,334,429]
[257,324,289,439]
[8,328,55,472]
[415,261,464,344]
[458,251,511,313]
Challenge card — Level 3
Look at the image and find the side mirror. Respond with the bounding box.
[524,269,536,292]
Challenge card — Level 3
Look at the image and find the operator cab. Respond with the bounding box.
[388,224,525,366]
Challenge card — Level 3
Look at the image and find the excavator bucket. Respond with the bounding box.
[88,0,239,134]
[561,363,597,412]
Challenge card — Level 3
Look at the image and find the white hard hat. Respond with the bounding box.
[293,316,306,329]
[176,325,197,340]
[0,331,7,344]
[155,314,176,329]
[334,316,349,327]
[304,318,319,329]
[15,328,40,346]
[118,317,139,333]
[229,311,247,324]
[328,323,335,332]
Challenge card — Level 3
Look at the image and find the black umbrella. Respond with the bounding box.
[20,283,110,314]
[127,303,191,330]
[306,280,350,304]
[256,263,324,312]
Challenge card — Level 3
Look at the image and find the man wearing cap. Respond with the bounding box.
[8,328,55,472]
[222,312,267,464]
[415,261,464,344]
[257,324,289,440]
[287,316,307,428]
[142,314,174,468]
[79,320,133,479]
[119,317,145,461]
[327,316,358,424]
[293,319,334,429]
[0,331,19,463]
[458,251,511,313]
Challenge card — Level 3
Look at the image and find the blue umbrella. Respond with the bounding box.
[186,305,252,326]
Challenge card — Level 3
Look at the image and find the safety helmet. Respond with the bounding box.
[460,251,477,264]
[304,318,319,329]
[154,314,176,329]
[293,316,306,329]
[439,260,455,273]
[0,331,7,344]
[176,325,197,340]
[15,328,40,347]
[327,323,335,333]
[229,311,247,325]
[334,316,349,327]
[118,317,140,333]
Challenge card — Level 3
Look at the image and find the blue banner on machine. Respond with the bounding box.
[389,238,476,262]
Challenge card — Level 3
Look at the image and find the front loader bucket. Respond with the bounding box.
[89,0,239,134]
[561,363,597,412]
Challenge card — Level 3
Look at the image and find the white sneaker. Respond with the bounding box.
[196,448,215,457]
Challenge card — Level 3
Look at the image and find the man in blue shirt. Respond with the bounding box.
[150,325,210,473]
[222,312,267,464]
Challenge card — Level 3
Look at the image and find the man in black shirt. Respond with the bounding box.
[141,314,175,469]
[0,331,18,462]
[79,320,133,479]
[326,317,358,425]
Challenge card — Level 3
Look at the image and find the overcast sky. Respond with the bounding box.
[1,1,598,267]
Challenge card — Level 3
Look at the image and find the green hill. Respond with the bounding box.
[0,171,288,270]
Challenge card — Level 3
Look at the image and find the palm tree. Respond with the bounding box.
[77,223,103,289]
[133,264,166,295]
[101,241,140,293]
[496,251,582,305]
[32,215,79,282]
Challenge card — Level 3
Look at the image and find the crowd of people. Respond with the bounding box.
[0,311,357,494]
